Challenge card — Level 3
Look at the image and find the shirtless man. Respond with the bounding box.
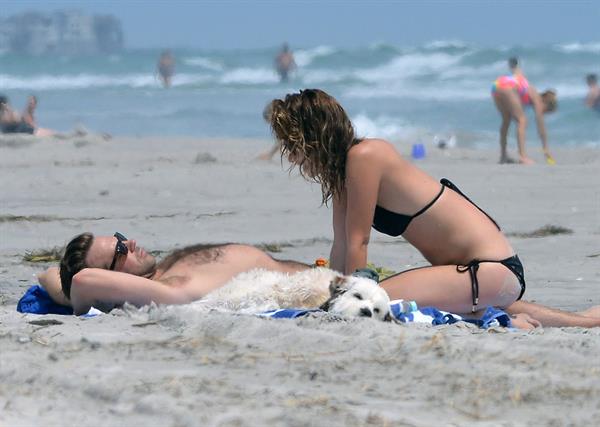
[585,74,600,110]
[275,43,296,82]
[39,232,308,315]
[38,231,600,328]
[157,50,175,88]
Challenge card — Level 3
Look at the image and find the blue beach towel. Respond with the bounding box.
[260,301,511,329]
[391,304,511,328]
[17,285,511,328]
[17,285,73,315]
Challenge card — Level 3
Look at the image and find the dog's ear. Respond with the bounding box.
[329,276,349,297]
[320,277,348,311]
[319,299,331,311]
[383,311,401,324]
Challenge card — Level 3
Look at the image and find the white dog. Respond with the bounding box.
[195,267,392,321]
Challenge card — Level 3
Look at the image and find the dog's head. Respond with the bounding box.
[319,275,392,321]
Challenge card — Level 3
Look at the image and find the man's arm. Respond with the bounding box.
[585,89,600,108]
[70,268,190,315]
[37,267,71,307]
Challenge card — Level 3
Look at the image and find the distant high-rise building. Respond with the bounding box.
[0,10,124,55]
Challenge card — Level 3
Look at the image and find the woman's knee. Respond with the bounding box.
[516,115,527,128]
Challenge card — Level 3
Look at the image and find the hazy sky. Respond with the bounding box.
[2,0,599,49]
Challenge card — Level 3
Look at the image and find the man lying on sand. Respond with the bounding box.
[38,232,600,329]
[41,232,308,315]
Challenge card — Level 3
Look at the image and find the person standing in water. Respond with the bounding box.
[275,43,297,83]
[157,50,175,88]
[585,74,600,111]
[491,57,557,165]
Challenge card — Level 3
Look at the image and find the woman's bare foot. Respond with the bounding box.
[519,156,535,165]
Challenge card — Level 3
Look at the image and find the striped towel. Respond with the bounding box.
[18,285,511,328]
[260,300,511,329]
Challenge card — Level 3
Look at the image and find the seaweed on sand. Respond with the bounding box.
[366,263,398,280]
[23,247,63,263]
[507,225,574,239]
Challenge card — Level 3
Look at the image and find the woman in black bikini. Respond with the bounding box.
[265,89,526,315]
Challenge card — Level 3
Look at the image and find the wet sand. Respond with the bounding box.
[1,134,599,426]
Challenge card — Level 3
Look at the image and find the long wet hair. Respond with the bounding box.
[265,89,359,204]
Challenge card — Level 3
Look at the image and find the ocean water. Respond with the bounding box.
[1,41,599,147]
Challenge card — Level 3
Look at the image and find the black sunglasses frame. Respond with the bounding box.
[109,232,128,271]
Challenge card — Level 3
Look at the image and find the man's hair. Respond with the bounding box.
[60,233,94,299]
[508,57,519,70]
[587,74,598,85]
[0,95,7,105]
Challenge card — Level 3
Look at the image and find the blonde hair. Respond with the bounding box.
[265,89,359,203]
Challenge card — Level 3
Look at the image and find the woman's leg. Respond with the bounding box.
[493,95,513,163]
[505,95,533,164]
[34,127,54,137]
[505,300,600,327]
[380,263,521,315]
[494,89,533,164]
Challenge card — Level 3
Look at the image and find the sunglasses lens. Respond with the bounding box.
[109,232,129,270]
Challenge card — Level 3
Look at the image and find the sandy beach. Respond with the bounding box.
[1,134,599,426]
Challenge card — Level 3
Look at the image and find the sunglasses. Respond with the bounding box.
[109,232,129,271]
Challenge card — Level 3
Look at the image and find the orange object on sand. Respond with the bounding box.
[315,258,328,267]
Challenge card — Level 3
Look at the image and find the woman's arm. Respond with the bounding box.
[70,268,189,315]
[530,88,551,157]
[330,190,347,272]
[343,142,382,274]
[22,111,35,128]
[37,267,71,307]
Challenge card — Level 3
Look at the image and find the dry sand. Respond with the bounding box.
[1,134,599,426]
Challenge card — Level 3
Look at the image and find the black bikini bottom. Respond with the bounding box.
[457,254,526,312]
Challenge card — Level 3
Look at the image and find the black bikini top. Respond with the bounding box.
[372,178,500,237]
[372,185,445,237]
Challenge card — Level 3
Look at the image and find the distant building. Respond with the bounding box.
[0,10,124,55]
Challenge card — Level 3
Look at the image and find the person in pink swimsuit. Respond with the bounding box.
[491,57,557,164]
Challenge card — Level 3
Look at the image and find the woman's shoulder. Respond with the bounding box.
[346,139,403,174]
[349,138,396,157]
